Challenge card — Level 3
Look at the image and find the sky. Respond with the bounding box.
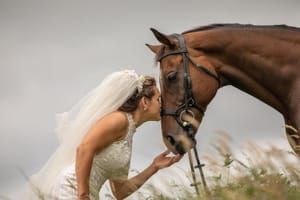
[1,0,300,199]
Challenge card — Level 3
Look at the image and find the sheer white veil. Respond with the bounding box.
[24,70,144,199]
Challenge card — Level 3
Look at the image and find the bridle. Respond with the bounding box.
[158,33,220,139]
[157,33,220,196]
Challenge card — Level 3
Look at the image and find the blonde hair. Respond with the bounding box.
[118,76,156,112]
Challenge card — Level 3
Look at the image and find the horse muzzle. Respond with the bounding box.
[164,132,196,154]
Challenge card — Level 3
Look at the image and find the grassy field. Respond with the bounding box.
[144,133,300,200]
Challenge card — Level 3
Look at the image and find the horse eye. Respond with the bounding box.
[167,71,177,81]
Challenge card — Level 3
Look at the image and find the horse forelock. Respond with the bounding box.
[182,23,300,34]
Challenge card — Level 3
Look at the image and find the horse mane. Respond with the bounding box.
[182,23,300,34]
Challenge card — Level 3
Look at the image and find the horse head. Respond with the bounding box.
[147,28,220,154]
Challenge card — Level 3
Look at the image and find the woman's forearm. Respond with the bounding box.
[113,163,159,199]
[128,162,158,189]
[112,150,182,199]
[75,145,95,198]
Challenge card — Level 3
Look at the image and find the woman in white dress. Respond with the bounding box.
[25,70,182,200]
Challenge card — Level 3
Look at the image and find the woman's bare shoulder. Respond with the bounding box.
[81,111,130,151]
[97,111,129,132]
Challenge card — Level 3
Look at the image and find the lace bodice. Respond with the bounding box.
[52,113,136,200]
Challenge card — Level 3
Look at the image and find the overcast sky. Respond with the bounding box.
[1,0,300,199]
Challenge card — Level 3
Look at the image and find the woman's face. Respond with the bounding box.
[146,86,161,121]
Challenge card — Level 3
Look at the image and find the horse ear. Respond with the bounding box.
[150,28,176,48]
[145,44,161,54]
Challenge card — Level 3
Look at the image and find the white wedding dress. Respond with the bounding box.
[51,113,136,200]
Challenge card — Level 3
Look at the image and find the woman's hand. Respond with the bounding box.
[109,149,182,199]
[152,150,183,170]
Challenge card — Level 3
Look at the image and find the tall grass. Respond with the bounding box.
[146,132,300,200]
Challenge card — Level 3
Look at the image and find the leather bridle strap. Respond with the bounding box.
[158,33,220,134]
[187,56,220,85]
[158,33,212,196]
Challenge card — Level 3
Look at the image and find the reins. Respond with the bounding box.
[158,33,220,196]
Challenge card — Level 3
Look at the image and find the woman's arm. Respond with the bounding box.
[76,112,128,199]
[109,150,182,200]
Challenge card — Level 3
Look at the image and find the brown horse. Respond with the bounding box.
[146,24,300,155]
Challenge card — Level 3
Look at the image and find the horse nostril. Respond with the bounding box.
[166,135,175,145]
[175,141,186,155]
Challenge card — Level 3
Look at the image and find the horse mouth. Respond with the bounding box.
[164,133,196,155]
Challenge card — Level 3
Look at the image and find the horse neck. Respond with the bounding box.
[187,28,300,116]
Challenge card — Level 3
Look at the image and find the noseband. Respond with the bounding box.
[158,33,220,138]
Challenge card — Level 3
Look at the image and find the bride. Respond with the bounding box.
[24,69,182,200]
